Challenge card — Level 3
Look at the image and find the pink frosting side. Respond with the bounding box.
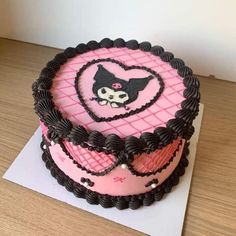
[63,140,116,173]
[62,137,182,174]
[51,47,185,138]
[48,139,185,196]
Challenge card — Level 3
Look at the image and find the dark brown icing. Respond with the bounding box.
[32,38,200,156]
[40,138,190,210]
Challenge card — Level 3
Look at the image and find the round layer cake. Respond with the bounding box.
[32,38,200,210]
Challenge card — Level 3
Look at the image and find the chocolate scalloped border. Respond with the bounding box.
[33,38,200,155]
[41,139,190,210]
[44,137,183,177]
[128,139,183,177]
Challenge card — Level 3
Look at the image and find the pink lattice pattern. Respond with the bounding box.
[51,47,185,137]
[131,138,182,173]
[63,141,116,173]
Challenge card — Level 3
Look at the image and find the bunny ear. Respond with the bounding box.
[128,75,153,92]
[94,64,115,82]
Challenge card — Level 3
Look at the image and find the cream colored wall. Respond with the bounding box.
[0,0,235,81]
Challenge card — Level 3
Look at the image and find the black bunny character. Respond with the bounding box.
[91,64,153,109]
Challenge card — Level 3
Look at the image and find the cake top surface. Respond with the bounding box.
[51,48,181,138]
[33,38,200,153]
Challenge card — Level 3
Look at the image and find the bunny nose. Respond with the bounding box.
[109,95,114,99]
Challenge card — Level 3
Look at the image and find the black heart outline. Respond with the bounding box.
[75,58,164,122]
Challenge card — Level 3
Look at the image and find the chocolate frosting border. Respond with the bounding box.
[33,38,200,155]
[43,136,183,177]
[41,138,190,210]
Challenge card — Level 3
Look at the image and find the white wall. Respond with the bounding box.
[0,0,235,81]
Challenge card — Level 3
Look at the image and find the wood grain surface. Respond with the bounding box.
[0,38,235,236]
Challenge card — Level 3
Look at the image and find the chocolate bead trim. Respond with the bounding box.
[33,38,200,155]
[80,177,94,187]
[41,139,190,210]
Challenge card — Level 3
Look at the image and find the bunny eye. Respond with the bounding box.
[119,94,127,98]
[101,88,106,94]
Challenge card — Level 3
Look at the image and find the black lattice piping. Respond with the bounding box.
[41,139,190,210]
[33,38,200,155]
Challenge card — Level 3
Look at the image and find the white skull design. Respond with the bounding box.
[97,87,129,107]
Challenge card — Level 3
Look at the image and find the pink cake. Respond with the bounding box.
[32,38,200,209]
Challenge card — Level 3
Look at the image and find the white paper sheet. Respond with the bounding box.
[3,105,204,236]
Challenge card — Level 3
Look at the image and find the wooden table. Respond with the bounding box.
[0,38,235,236]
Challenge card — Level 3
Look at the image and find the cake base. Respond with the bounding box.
[41,139,190,210]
